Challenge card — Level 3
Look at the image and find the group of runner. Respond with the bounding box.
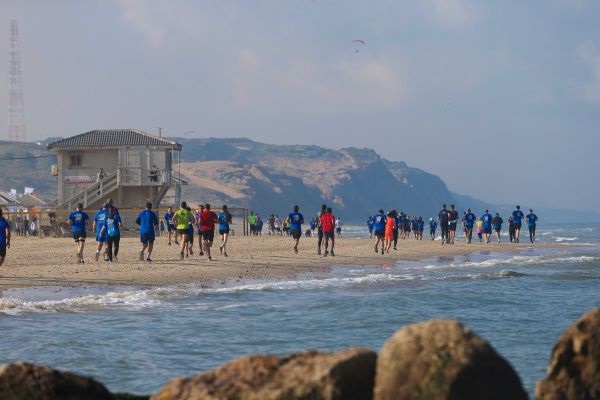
[62,199,233,263]
[365,204,539,253]
[0,200,540,266]
[435,204,538,245]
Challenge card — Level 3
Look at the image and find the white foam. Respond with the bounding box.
[554,237,578,242]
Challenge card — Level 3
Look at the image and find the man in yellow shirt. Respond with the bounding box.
[173,201,193,261]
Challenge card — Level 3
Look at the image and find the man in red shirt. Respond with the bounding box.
[200,203,219,261]
[320,207,336,257]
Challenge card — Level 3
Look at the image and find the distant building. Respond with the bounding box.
[47,129,182,210]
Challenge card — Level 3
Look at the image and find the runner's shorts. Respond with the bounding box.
[202,230,215,242]
[72,230,87,241]
[140,232,156,244]
[290,229,301,240]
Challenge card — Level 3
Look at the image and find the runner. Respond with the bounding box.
[200,203,219,261]
[186,206,195,257]
[417,216,424,240]
[526,209,538,244]
[373,209,387,255]
[164,206,176,245]
[492,213,504,243]
[92,203,110,261]
[476,218,484,242]
[288,205,304,254]
[316,204,327,255]
[367,216,374,238]
[196,205,204,255]
[384,211,397,253]
[0,209,11,267]
[247,211,257,235]
[100,206,123,262]
[135,202,158,262]
[335,217,343,238]
[447,204,458,244]
[429,217,437,240]
[320,207,336,256]
[511,205,525,243]
[508,216,515,243]
[218,205,233,257]
[173,201,192,260]
[67,203,89,263]
[462,208,476,244]
[392,211,401,250]
[481,209,494,243]
[438,204,449,245]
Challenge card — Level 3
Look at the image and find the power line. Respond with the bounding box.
[0,154,56,161]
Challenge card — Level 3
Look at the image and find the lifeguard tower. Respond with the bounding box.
[47,129,182,211]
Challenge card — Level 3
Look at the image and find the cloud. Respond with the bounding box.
[115,0,165,47]
[227,50,409,113]
[428,0,477,28]
[576,40,600,103]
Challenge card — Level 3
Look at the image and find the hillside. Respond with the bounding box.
[0,139,57,200]
[174,138,454,221]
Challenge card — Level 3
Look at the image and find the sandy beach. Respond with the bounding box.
[0,233,555,289]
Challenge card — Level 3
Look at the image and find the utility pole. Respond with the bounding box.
[8,19,26,142]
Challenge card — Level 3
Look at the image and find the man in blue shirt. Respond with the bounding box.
[526,209,538,244]
[164,206,176,246]
[136,202,159,262]
[0,209,11,267]
[481,209,494,243]
[93,203,110,261]
[429,218,437,240]
[218,205,233,257]
[511,205,525,243]
[288,205,304,254]
[462,208,476,244]
[67,203,89,263]
[373,209,387,255]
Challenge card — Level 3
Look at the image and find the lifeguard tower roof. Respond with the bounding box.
[47,129,181,150]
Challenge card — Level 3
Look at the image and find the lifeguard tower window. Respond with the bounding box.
[69,154,82,167]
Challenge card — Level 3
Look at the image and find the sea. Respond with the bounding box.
[1,222,599,397]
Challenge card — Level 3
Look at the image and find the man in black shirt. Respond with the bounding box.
[438,204,449,245]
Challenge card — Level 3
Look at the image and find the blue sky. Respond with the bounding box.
[1,1,599,212]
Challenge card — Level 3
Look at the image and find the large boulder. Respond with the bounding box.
[0,362,113,400]
[536,308,600,400]
[374,319,528,400]
[151,347,376,400]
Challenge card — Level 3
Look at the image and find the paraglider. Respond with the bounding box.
[352,39,365,52]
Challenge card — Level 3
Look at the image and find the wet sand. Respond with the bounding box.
[0,234,552,289]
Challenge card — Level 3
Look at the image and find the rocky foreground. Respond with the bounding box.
[1,308,599,400]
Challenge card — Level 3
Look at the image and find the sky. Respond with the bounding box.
[1,0,599,212]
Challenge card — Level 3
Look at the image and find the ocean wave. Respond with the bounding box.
[553,237,578,242]
[448,254,598,269]
[0,289,162,315]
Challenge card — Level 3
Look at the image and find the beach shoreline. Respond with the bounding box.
[0,235,560,290]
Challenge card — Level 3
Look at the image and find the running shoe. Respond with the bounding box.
[330,250,335,256]
[146,257,152,262]
[224,252,228,257]
[168,242,171,246]
[95,252,100,261]
[294,247,298,254]
[323,251,328,257]
[139,251,144,261]
[208,256,212,261]
[374,246,378,253]
[200,251,204,256]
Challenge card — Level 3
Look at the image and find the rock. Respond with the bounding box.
[374,319,528,400]
[151,347,376,400]
[0,361,113,400]
[536,308,600,400]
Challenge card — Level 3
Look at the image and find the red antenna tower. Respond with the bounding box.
[8,19,26,142]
